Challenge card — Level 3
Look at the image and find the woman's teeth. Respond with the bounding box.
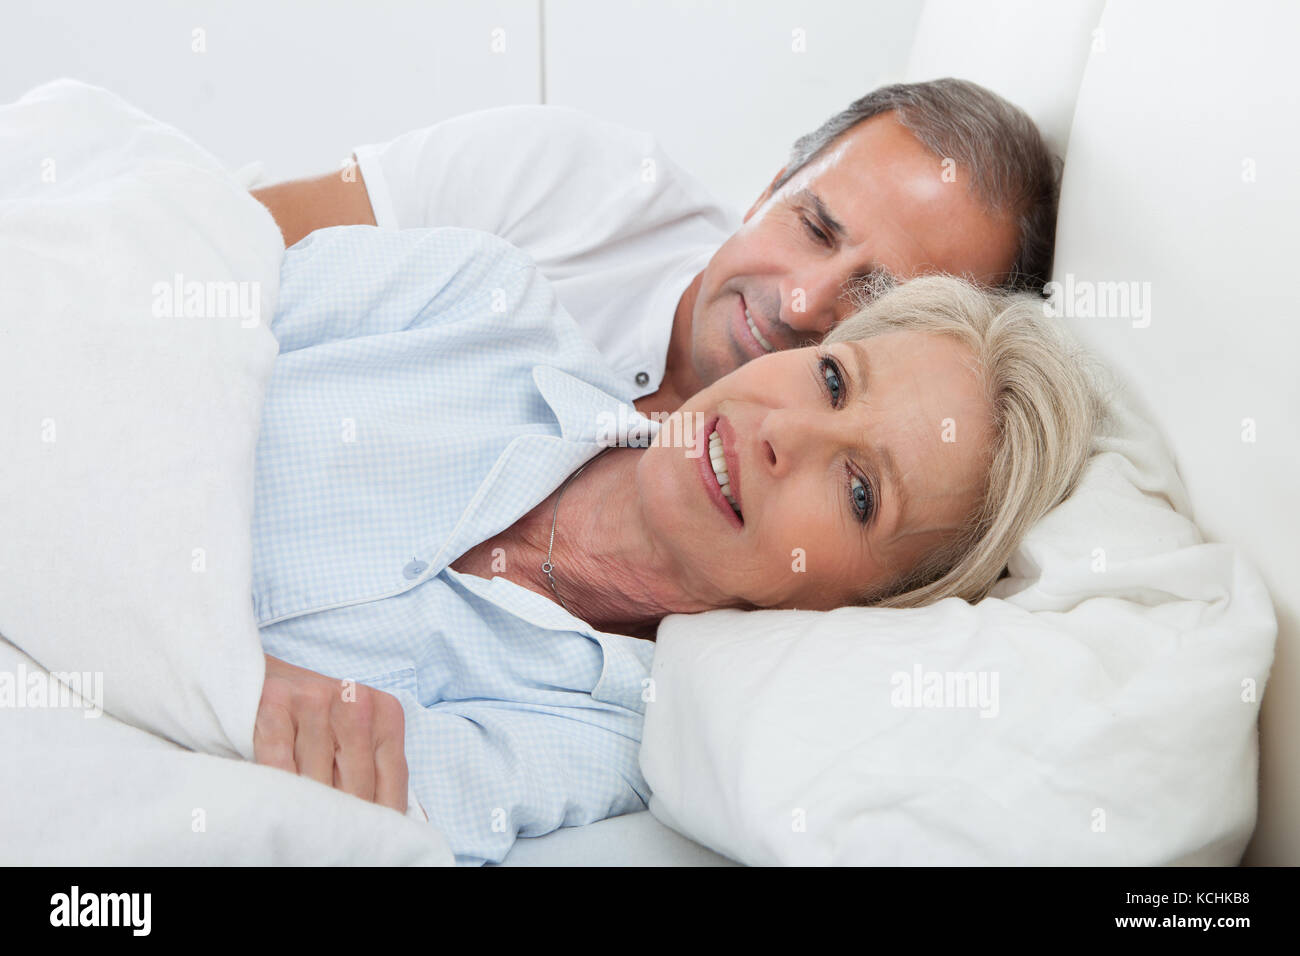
[708,429,742,518]
[745,308,775,353]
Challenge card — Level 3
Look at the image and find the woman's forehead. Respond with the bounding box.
[833,335,993,536]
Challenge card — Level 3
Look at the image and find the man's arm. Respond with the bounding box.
[251,159,376,248]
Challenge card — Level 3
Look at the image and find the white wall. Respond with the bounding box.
[1,0,920,205]
[544,0,923,213]
[0,0,542,181]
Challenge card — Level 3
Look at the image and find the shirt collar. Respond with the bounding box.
[440,365,660,712]
[532,364,659,445]
[632,245,715,399]
[425,365,658,576]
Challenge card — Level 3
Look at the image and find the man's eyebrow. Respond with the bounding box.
[846,341,908,529]
[793,187,896,293]
[792,187,849,241]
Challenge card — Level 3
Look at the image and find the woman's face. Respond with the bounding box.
[636,329,995,610]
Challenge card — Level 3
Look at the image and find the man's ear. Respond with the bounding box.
[743,165,788,223]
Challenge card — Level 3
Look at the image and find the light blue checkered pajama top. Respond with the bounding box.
[251,225,660,865]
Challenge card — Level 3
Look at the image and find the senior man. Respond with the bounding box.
[253,78,1059,416]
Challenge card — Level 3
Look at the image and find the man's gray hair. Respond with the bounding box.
[772,78,1063,293]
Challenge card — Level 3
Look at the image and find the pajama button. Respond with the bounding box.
[403,558,428,579]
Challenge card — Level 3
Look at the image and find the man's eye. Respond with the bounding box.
[801,214,831,245]
[849,472,874,524]
[818,355,844,407]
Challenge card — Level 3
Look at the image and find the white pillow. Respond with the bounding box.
[0,79,284,758]
[640,394,1276,865]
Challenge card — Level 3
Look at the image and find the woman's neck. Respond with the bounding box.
[449,448,710,639]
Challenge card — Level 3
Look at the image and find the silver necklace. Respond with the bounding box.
[542,449,609,613]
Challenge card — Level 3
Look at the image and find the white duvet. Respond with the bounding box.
[641,345,1278,865]
[0,80,452,865]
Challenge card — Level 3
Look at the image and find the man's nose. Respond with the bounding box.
[780,274,864,338]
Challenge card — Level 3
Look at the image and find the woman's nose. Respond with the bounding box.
[757,407,835,477]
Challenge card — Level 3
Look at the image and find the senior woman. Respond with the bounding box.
[250,224,1100,865]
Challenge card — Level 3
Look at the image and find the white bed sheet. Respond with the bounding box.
[498,810,737,867]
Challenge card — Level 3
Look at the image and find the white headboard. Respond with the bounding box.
[906,0,1299,866]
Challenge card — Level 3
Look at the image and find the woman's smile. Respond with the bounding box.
[696,413,744,529]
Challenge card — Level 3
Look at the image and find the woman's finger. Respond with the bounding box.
[253,702,297,774]
[331,691,377,802]
[293,707,335,788]
[372,695,408,813]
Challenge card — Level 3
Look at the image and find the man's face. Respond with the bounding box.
[683,111,1021,390]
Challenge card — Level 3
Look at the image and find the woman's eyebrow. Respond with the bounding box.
[845,341,909,529]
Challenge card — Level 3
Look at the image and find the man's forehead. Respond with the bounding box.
[783,112,930,193]
[778,114,1019,284]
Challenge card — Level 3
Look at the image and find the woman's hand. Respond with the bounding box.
[253,654,408,813]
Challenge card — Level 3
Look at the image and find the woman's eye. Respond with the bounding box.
[819,356,845,407]
[818,355,870,523]
[801,214,830,245]
[849,473,874,523]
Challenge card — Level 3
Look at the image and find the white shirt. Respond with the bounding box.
[354,105,739,398]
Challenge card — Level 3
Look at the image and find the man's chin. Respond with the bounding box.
[699,338,752,386]
[697,358,743,390]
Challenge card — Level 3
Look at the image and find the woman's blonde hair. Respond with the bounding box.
[824,274,1107,608]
